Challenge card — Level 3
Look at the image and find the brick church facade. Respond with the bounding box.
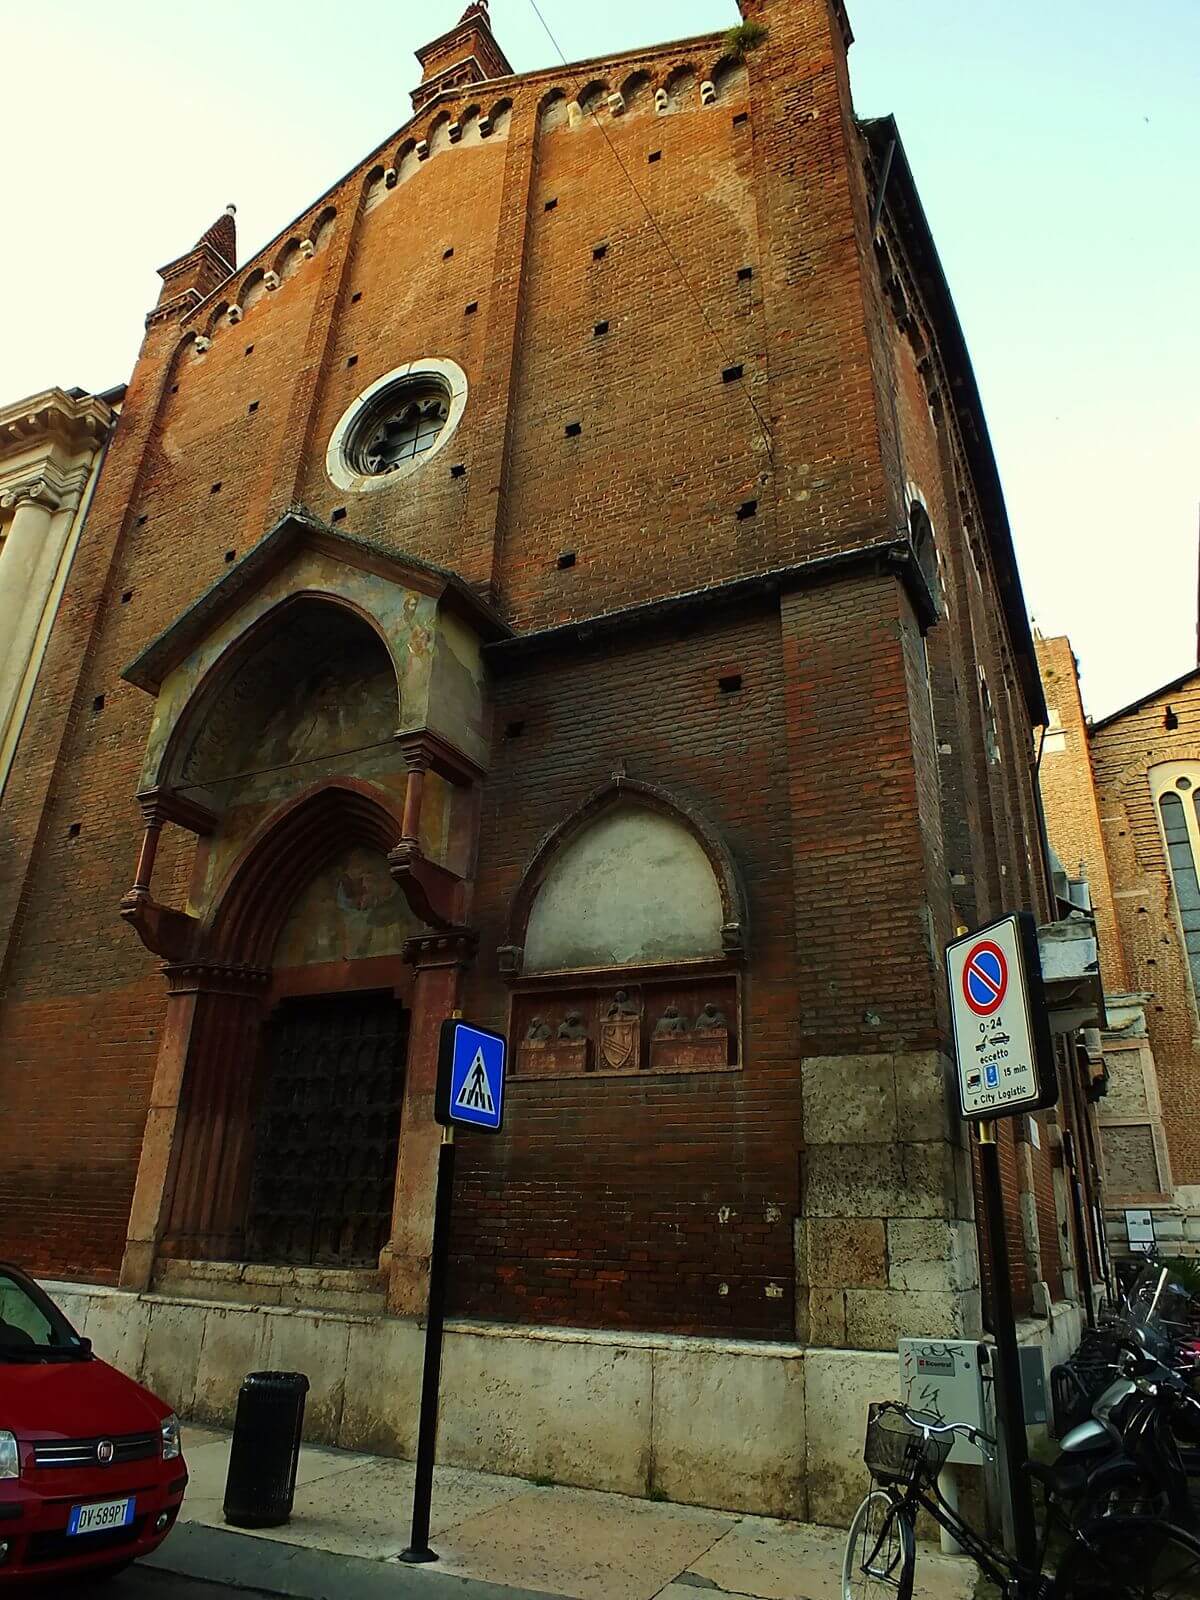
[0,0,1098,1518]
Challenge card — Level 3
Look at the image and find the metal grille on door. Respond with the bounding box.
[246,992,407,1267]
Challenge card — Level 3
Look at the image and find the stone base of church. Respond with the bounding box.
[41,1279,1087,1525]
[1105,1187,1200,1262]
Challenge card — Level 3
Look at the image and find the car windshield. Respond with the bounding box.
[0,1271,88,1361]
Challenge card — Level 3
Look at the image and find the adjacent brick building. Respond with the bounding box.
[0,0,1095,1519]
[1039,631,1200,1260]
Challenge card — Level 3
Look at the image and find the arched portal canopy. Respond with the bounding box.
[124,511,508,807]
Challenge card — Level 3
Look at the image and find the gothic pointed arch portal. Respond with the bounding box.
[149,781,422,1272]
[117,514,504,1297]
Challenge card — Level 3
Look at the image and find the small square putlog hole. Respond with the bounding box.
[557,551,577,569]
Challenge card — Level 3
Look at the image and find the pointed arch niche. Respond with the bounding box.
[502,781,746,1081]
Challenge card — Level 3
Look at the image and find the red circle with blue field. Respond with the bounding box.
[962,941,1008,1016]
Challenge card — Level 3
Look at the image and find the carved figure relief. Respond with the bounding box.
[517,1009,589,1078]
[511,980,737,1081]
[558,1011,588,1041]
[652,1000,729,1071]
[696,1001,728,1033]
[653,1004,688,1037]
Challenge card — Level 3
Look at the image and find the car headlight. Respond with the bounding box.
[0,1432,18,1481]
[160,1414,181,1462]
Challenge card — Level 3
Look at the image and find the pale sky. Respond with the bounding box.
[2,1,1195,721]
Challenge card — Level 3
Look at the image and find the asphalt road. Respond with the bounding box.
[73,1571,270,1598]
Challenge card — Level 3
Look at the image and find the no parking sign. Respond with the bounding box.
[946,913,1057,1121]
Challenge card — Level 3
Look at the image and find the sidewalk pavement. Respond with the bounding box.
[144,1425,978,1600]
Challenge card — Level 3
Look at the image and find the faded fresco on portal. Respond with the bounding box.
[274,846,422,967]
[180,613,397,795]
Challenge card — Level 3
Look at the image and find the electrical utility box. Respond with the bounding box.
[899,1339,990,1466]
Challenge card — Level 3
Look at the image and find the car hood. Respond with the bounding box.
[0,1356,168,1440]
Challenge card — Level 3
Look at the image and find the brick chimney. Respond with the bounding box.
[413,2,513,112]
[152,205,237,319]
[736,0,853,48]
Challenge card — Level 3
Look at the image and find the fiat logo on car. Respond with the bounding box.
[96,1440,115,1465]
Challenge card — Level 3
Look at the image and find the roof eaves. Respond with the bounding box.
[1090,665,1200,732]
[180,29,727,329]
[862,116,1047,728]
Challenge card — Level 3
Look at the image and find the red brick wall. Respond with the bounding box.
[454,606,798,1336]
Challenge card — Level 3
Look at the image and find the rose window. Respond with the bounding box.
[351,387,450,476]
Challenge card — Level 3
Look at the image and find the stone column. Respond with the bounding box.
[120,975,204,1291]
[120,962,270,1289]
[0,481,72,751]
[382,931,477,1316]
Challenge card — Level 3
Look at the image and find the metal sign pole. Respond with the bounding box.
[976,1118,1037,1570]
[399,1123,456,1565]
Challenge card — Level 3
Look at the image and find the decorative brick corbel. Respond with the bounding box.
[387,840,465,931]
[120,891,201,962]
[497,944,524,978]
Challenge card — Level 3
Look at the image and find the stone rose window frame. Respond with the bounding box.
[499,779,747,1081]
[326,358,469,494]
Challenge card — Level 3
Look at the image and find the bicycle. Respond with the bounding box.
[842,1400,1200,1598]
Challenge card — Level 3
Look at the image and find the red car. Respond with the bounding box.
[0,1263,187,1586]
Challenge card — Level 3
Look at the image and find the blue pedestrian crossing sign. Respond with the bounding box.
[435,1020,506,1132]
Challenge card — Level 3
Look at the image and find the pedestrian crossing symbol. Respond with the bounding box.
[435,1019,506,1132]
[455,1050,495,1116]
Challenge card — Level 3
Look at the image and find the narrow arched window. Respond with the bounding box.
[1159,790,1200,993]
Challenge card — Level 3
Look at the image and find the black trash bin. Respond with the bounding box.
[223,1371,310,1528]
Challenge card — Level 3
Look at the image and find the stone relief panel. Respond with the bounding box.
[1102,1043,1153,1120]
[273,845,422,967]
[511,976,738,1081]
[523,805,725,973]
[1102,1123,1164,1198]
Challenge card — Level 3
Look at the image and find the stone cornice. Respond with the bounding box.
[0,387,118,464]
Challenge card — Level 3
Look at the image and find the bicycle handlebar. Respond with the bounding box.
[884,1400,996,1451]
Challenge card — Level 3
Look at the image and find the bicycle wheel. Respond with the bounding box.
[1055,1514,1200,1598]
[842,1488,915,1600]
